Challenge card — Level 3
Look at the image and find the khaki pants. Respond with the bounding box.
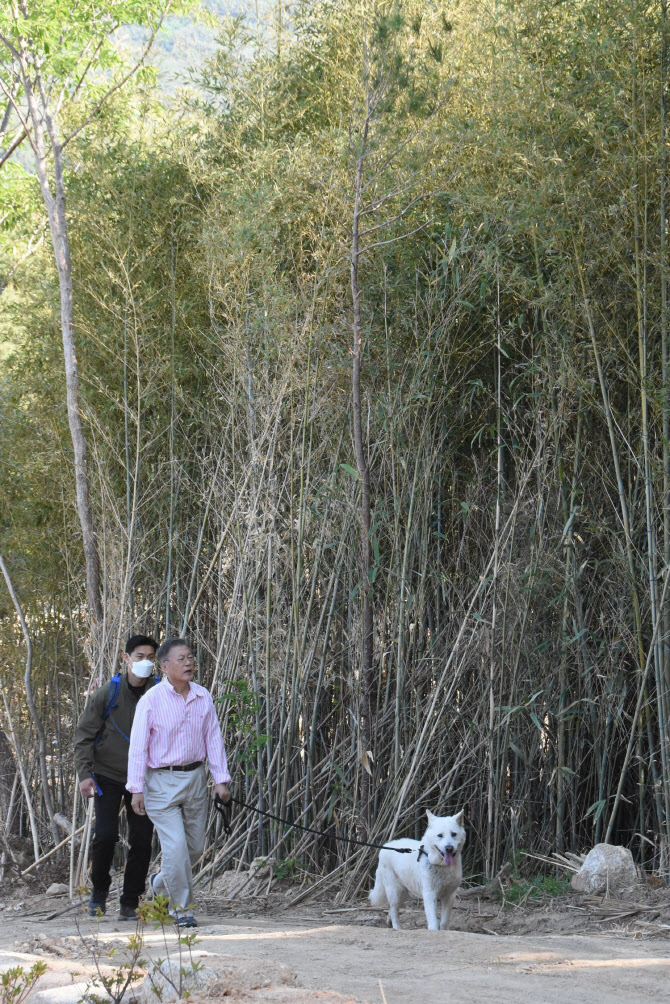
[144,765,208,915]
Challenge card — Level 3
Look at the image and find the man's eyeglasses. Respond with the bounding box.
[173,654,196,665]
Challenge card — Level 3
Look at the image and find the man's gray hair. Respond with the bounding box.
[157,637,190,663]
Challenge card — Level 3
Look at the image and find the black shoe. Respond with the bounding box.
[174,913,198,928]
[88,892,107,918]
[118,904,138,920]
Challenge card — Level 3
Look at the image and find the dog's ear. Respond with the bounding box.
[426,809,436,822]
[453,809,465,825]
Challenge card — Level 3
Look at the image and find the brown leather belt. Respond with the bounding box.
[155,761,203,772]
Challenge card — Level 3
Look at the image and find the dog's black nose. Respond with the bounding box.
[445,845,455,854]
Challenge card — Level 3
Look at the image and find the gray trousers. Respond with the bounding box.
[144,765,208,915]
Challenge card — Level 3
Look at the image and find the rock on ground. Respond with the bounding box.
[571,843,638,895]
[33,982,104,1003]
[131,959,218,1003]
[45,883,69,897]
[207,857,277,900]
[130,952,301,1001]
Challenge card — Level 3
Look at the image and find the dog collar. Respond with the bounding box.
[417,844,428,862]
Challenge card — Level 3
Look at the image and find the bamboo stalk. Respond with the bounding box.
[22,823,86,876]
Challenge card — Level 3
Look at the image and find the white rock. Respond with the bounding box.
[33,983,96,1003]
[571,843,638,895]
[133,959,218,1002]
[46,883,69,897]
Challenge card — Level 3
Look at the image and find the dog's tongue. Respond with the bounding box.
[443,851,454,866]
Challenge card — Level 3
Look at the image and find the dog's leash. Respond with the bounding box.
[214,794,412,854]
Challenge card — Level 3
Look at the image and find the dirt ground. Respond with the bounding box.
[2,877,670,1002]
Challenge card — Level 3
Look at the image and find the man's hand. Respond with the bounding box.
[213,782,231,803]
[80,778,96,799]
[131,792,146,816]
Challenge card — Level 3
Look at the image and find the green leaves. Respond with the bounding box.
[0,1,196,140]
[584,799,607,824]
[1,962,48,1004]
[216,679,268,765]
[339,462,359,479]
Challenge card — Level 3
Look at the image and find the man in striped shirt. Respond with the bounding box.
[127,637,231,927]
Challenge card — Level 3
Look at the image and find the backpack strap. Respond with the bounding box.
[107,717,130,743]
[102,674,122,721]
[94,674,123,747]
[93,673,158,749]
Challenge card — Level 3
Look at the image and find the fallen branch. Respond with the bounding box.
[42,899,88,921]
[521,851,585,874]
[582,895,656,917]
[21,823,86,876]
[634,919,670,932]
[40,883,120,921]
[459,862,512,899]
[281,857,352,910]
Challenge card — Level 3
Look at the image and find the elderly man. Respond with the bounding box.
[126,637,231,927]
[74,634,159,919]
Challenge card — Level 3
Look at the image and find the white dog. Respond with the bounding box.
[369,809,466,931]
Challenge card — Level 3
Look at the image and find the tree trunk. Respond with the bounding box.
[351,89,374,828]
[20,61,103,646]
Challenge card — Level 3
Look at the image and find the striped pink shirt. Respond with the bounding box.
[126,679,231,793]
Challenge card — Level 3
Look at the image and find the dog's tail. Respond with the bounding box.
[368,865,388,908]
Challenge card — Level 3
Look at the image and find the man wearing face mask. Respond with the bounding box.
[74,635,159,919]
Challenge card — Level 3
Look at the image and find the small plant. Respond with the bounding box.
[1,962,47,1004]
[77,922,147,1004]
[506,873,572,904]
[273,858,299,882]
[215,679,269,764]
[141,896,203,1001]
[77,896,204,1004]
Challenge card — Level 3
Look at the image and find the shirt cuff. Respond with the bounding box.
[211,771,232,784]
[126,782,144,793]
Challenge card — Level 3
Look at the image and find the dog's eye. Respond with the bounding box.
[437,833,443,838]
[451,831,457,837]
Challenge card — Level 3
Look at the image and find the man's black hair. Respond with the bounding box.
[126,634,158,656]
[157,637,190,663]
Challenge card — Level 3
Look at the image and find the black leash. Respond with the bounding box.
[214,794,411,854]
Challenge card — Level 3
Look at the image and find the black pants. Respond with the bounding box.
[90,774,154,908]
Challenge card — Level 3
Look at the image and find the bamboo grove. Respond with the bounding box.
[2,0,670,895]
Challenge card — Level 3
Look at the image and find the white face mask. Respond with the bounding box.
[131,658,154,679]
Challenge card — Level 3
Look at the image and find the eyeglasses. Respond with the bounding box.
[173,654,196,665]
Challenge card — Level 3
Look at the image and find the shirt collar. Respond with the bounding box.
[164,679,200,701]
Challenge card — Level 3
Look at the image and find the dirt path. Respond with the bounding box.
[2,909,670,1003]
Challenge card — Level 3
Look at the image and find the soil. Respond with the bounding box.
[1,875,670,1002]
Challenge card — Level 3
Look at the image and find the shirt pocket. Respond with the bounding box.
[186,702,208,730]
